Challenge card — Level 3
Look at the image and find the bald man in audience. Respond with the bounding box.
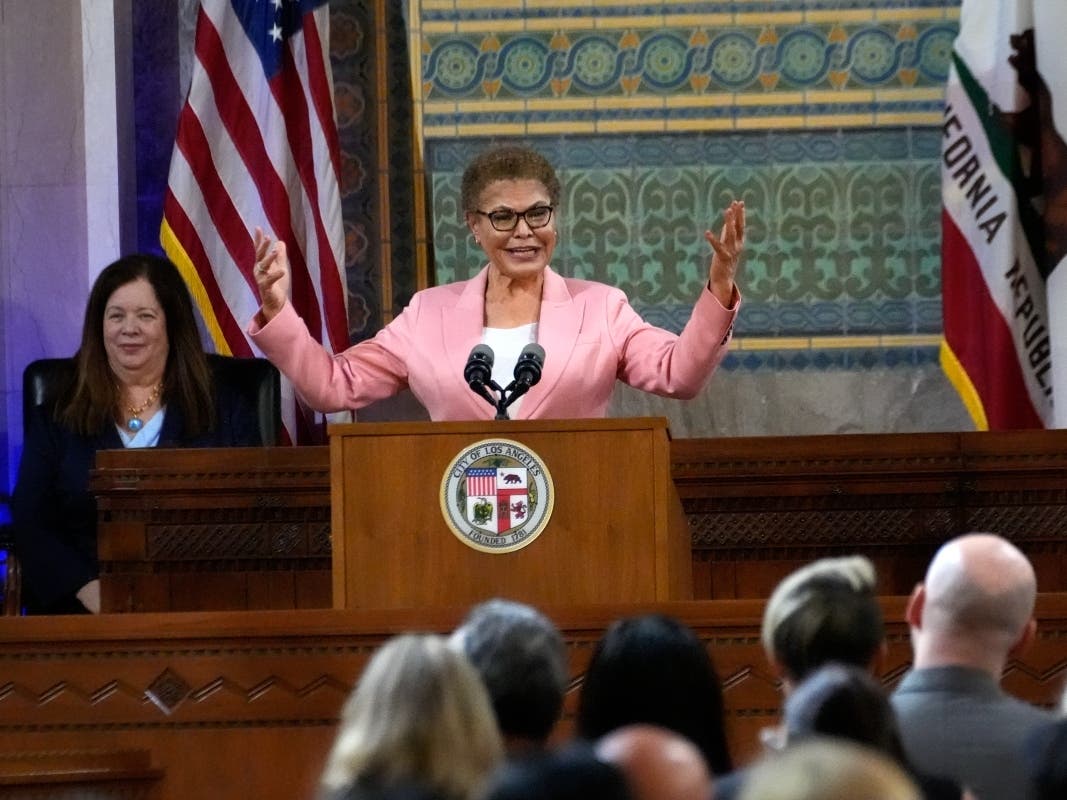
[891,532,1054,800]
[595,724,714,800]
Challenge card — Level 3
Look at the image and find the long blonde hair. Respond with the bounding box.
[320,634,503,799]
[739,738,921,800]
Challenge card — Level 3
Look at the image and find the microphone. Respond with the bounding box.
[513,343,545,389]
[464,344,497,408]
[503,344,545,412]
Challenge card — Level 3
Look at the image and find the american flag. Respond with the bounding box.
[161,0,347,444]
[466,468,497,499]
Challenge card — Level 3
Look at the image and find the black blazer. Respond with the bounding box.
[11,378,263,614]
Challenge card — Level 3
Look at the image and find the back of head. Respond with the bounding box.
[761,556,883,683]
[595,724,713,800]
[782,663,907,763]
[483,742,631,800]
[739,739,921,800]
[576,614,732,774]
[460,145,561,212]
[450,598,567,748]
[921,533,1037,650]
[320,634,503,800]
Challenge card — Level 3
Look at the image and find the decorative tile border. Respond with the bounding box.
[719,341,941,371]
[413,1,959,135]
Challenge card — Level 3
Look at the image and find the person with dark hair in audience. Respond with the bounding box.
[891,533,1053,800]
[450,598,568,756]
[595,724,715,800]
[780,663,969,800]
[714,555,887,799]
[576,613,732,777]
[482,741,632,800]
[12,254,263,615]
[249,144,743,420]
[319,634,502,800]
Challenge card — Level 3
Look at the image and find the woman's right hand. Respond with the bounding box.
[253,227,291,322]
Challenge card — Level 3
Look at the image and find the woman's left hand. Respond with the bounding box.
[704,199,745,307]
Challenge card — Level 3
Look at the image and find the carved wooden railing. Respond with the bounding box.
[1,596,1065,799]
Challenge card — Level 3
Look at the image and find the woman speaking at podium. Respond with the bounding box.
[249,145,744,420]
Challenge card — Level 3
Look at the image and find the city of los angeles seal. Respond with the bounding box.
[440,438,555,553]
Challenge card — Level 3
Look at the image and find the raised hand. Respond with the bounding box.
[704,200,745,307]
[253,227,291,321]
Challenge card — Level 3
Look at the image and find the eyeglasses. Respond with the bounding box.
[476,205,554,232]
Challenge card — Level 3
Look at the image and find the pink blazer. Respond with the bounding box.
[248,266,738,420]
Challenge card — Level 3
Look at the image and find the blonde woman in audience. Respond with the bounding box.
[319,634,504,800]
[738,739,921,800]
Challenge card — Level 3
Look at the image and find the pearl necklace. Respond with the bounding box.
[125,382,163,432]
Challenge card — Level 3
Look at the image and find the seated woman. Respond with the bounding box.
[249,144,744,420]
[12,254,264,615]
[318,634,503,800]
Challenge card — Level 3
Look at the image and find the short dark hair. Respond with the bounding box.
[576,614,732,775]
[451,599,567,745]
[783,663,908,764]
[460,145,562,213]
[762,556,883,682]
[59,254,213,436]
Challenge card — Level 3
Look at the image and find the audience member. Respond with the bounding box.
[482,741,631,800]
[576,614,732,775]
[319,634,502,800]
[890,532,1054,800]
[450,598,567,756]
[737,738,921,800]
[781,663,967,800]
[595,724,714,800]
[715,555,885,800]
[1025,717,1067,800]
[760,555,884,690]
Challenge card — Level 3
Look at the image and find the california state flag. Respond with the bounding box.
[940,0,1067,429]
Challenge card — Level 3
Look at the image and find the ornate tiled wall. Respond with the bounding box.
[409,0,969,433]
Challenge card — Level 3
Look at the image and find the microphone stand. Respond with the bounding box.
[469,380,527,420]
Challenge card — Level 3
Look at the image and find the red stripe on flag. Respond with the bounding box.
[192,8,325,340]
[941,210,1043,429]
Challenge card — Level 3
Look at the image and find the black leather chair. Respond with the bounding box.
[5,354,281,614]
[22,354,282,446]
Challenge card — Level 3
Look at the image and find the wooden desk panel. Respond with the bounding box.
[1,597,1065,799]
[92,447,331,612]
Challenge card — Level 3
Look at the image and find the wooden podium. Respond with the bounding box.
[329,418,692,609]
